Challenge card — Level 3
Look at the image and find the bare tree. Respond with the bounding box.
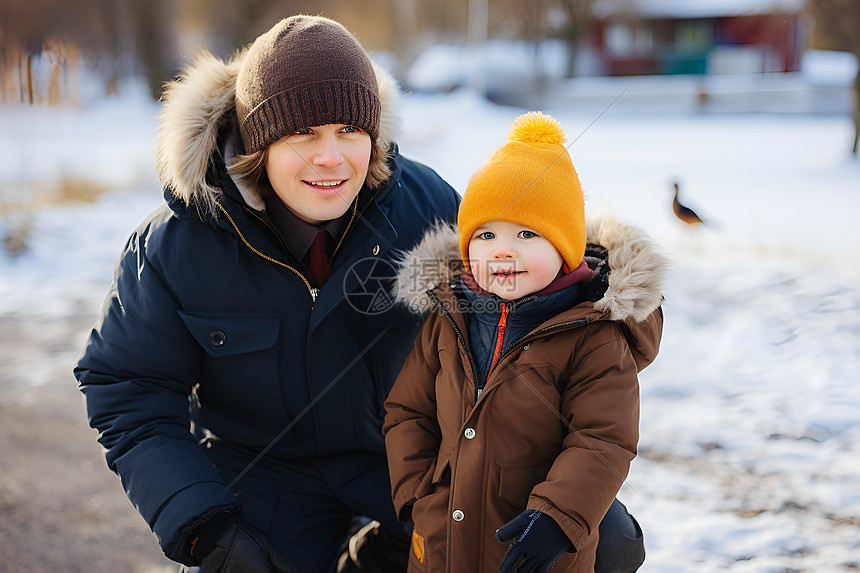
[808,0,860,155]
[125,0,172,100]
[855,71,860,155]
[558,0,594,77]
[0,0,136,102]
[506,0,554,79]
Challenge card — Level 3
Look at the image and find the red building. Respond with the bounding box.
[589,0,805,75]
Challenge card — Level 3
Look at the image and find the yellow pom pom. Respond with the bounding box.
[507,112,566,145]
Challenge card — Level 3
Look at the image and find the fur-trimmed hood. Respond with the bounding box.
[154,50,402,215]
[392,210,668,323]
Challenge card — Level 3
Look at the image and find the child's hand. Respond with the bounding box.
[495,509,572,572]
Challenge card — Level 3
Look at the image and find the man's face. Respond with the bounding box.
[265,124,371,224]
[468,220,563,300]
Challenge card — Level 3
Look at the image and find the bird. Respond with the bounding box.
[671,181,705,226]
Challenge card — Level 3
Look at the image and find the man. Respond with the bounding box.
[76,15,458,572]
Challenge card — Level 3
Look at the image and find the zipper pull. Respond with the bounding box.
[486,302,510,383]
[310,288,319,302]
[498,302,509,328]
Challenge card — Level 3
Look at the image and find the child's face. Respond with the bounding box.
[468,220,564,300]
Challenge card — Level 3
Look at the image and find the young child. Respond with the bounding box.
[383,112,667,573]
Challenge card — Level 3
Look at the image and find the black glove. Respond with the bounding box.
[197,519,297,573]
[495,509,572,573]
[336,520,411,572]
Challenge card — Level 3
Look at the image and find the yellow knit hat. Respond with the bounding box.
[458,111,585,273]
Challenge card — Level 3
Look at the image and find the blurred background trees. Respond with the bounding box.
[1,0,125,103]
[807,0,860,153]
[0,0,857,154]
[0,0,594,102]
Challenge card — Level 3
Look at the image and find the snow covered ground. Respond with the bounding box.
[1,72,859,571]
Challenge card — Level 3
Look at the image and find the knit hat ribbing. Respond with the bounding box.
[458,112,586,273]
[235,15,381,154]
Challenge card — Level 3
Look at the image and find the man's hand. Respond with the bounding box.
[200,521,297,573]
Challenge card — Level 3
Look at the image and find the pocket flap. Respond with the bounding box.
[178,311,279,358]
[432,449,452,484]
[498,458,555,510]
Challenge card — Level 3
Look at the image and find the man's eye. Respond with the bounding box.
[519,230,537,239]
[478,232,495,240]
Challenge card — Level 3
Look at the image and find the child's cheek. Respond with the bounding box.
[475,262,492,291]
[468,243,488,288]
[532,259,562,286]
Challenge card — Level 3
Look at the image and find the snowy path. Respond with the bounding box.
[631,252,860,572]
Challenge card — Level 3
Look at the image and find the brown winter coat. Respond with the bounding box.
[383,213,667,573]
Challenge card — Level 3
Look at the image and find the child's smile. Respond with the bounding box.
[492,268,524,277]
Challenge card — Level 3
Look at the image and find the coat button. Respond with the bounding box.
[209,330,226,347]
[464,428,476,440]
[452,509,465,522]
[372,244,380,256]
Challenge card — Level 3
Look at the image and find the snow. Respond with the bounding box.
[2,67,859,570]
[802,50,860,87]
[403,42,857,116]
[405,40,571,92]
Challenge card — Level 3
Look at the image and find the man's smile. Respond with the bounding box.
[304,179,347,188]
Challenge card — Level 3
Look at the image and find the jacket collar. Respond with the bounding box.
[459,260,593,300]
[457,274,586,334]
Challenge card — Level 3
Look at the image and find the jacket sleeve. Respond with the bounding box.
[382,312,444,522]
[74,227,239,562]
[527,321,640,552]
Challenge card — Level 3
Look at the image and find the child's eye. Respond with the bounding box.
[291,128,312,136]
[477,231,495,240]
[342,125,363,133]
[519,230,538,239]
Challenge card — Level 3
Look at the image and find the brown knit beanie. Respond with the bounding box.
[235,15,381,154]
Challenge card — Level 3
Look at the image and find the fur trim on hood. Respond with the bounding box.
[155,51,401,216]
[392,210,668,323]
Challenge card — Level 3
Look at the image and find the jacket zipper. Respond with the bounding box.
[479,302,510,399]
[330,199,358,257]
[429,290,596,400]
[497,318,594,366]
[217,193,363,304]
[473,316,594,403]
[427,290,481,388]
[482,317,596,399]
[244,199,359,261]
[216,202,317,301]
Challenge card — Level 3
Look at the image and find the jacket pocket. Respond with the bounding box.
[412,448,451,504]
[178,311,285,430]
[432,448,452,484]
[411,461,451,573]
[178,311,279,357]
[497,458,556,511]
